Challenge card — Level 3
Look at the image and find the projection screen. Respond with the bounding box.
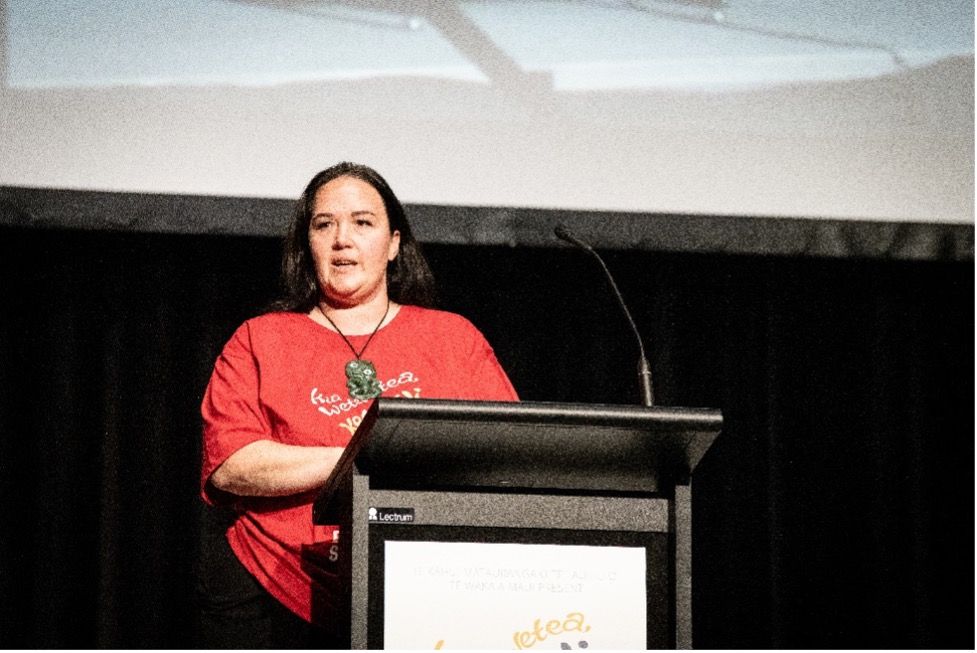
[0,0,973,258]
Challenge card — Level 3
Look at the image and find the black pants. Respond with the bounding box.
[195,506,348,649]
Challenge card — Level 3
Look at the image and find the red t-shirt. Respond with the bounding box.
[200,305,518,626]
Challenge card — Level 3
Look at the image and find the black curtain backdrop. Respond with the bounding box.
[0,225,972,648]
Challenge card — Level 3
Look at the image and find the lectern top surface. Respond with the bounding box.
[313,398,722,522]
[373,398,722,431]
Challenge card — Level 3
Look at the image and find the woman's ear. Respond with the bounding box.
[388,230,401,261]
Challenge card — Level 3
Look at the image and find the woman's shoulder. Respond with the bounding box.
[236,310,307,331]
[229,311,313,345]
[398,305,482,335]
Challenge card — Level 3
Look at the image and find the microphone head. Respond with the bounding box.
[554,224,591,250]
[553,224,574,242]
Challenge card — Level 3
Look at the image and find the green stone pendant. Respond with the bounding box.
[345,359,382,400]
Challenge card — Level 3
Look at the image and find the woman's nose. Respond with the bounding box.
[332,220,352,248]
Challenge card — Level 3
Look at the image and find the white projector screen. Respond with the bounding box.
[0,0,973,231]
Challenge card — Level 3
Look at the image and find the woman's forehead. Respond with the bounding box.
[312,176,386,214]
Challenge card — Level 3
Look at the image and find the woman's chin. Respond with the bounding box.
[322,286,373,307]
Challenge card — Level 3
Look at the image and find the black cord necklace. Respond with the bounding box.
[319,299,390,400]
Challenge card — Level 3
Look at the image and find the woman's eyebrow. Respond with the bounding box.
[312,210,377,219]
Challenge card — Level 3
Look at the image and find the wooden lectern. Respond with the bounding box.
[313,398,721,649]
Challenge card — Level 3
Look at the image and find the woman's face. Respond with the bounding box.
[308,175,401,308]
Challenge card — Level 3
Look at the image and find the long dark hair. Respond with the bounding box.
[269,162,436,312]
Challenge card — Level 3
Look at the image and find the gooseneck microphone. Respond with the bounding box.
[554,224,655,407]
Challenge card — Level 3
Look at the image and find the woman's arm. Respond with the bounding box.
[209,440,344,497]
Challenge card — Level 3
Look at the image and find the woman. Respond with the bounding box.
[197,162,518,648]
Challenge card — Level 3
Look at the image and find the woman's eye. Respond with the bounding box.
[356,219,373,227]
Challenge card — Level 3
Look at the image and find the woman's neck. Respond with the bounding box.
[314,293,396,335]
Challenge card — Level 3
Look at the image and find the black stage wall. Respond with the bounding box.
[0,225,972,648]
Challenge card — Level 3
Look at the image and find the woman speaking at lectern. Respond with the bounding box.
[197,162,518,648]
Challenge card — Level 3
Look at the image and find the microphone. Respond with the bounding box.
[554,224,655,407]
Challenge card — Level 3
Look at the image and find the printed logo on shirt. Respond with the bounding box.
[308,369,423,434]
[309,370,421,416]
[368,507,416,524]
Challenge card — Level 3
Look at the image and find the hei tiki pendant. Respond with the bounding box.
[345,359,382,400]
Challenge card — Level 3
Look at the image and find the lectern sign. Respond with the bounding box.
[368,507,415,523]
[383,540,647,649]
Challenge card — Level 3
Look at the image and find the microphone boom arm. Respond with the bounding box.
[554,225,656,407]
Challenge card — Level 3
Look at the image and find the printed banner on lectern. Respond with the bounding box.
[383,541,647,650]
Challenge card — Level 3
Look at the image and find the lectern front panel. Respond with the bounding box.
[366,526,670,650]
